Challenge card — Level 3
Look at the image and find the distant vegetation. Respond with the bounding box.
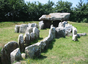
[0,0,88,22]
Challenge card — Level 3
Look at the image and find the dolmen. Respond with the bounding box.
[39,13,70,29]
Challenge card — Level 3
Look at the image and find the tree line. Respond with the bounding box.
[0,0,88,22]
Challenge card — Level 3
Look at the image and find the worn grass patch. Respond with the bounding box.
[0,21,88,64]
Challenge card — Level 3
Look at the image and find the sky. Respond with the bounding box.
[24,0,87,7]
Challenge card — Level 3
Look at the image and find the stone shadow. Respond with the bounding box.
[42,39,56,53]
[30,37,43,45]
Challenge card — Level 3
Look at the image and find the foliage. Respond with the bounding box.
[0,0,88,22]
[55,0,72,13]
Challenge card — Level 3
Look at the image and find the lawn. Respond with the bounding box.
[0,21,88,64]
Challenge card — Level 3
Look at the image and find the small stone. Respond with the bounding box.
[21,53,26,59]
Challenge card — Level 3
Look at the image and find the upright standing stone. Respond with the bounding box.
[24,33,30,46]
[10,48,22,64]
[18,34,24,52]
[1,41,18,64]
[39,21,44,29]
[25,27,33,33]
[30,32,35,41]
[50,25,56,38]
[19,24,28,33]
[33,27,39,39]
[15,25,21,33]
[72,27,78,41]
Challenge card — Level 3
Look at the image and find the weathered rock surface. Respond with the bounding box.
[25,27,33,33]
[39,21,44,29]
[50,25,56,38]
[24,33,30,46]
[59,21,68,27]
[30,32,35,41]
[65,24,73,35]
[25,43,41,58]
[18,34,24,52]
[28,23,38,28]
[33,27,39,38]
[10,48,22,64]
[19,24,28,33]
[56,27,65,38]
[77,33,86,37]
[72,27,78,41]
[39,13,70,21]
[15,25,21,33]
[21,53,26,59]
[1,41,18,64]
[72,27,77,35]
[72,35,78,41]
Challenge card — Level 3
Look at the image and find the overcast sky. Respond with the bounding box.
[24,0,87,7]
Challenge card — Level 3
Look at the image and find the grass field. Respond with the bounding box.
[0,21,88,64]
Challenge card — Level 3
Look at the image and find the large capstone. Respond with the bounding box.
[39,13,70,21]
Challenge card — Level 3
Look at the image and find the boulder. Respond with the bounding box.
[18,34,24,52]
[19,24,28,33]
[25,43,41,58]
[77,33,86,37]
[59,21,68,27]
[1,41,18,64]
[56,27,65,38]
[65,24,73,35]
[38,41,46,51]
[10,48,22,64]
[15,25,21,33]
[28,23,38,28]
[24,33,30,46]
[39,13,70,21]
[33,27,39,38]
[30,32,35,41]
[39,21,44,29]
[25,27,33,33]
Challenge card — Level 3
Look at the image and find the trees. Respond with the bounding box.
[0,0,88,22]
[55,0,72,13]
[73,0,88,22]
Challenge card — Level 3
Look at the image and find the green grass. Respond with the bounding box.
[0,21,88,64]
